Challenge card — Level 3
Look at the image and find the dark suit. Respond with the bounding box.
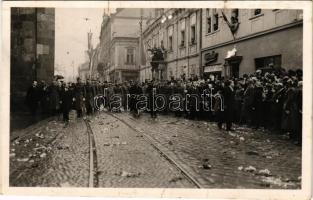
[60,89,73,122]
[218,86,235,130]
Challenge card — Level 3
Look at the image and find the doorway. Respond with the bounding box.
[225,56,242,78]
[230,63,240,78]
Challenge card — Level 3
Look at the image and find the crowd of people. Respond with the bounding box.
[26,67,303,145]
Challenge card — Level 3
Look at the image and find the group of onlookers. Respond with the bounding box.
[26,67,303,145]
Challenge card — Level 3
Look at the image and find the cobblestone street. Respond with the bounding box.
[113,112,302,189]
[10,111,301,189]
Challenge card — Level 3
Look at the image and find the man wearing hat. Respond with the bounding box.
[218,80,235,131]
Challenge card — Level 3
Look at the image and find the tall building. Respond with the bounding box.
[201,9,303,78]
[98,8,150,83]
[11,8,55,109]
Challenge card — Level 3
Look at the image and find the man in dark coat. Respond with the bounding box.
[240,80,254,124]
[218,80,235,131]
[60,84,73,123]
[146,80,157,118]
[252,80,264,129]
[47,81,60,116]
[84,80,94,115]
[128,81,142,116]
[74,78,85,118]
[26,81,41,116]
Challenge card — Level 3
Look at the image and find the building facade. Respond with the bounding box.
[201,9,303,79]
[97,8,149,83]
[140,9,202,82]
[11,8,55,110]
[140,8,303,81]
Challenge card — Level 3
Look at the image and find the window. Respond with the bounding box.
[206,9,219,34]
[181,30,185,47]
[254,55,281,70]
[254,9,262,16]
[213,11,219,31]
[159,31,164,47]
[168,36,173,51]
[190,26,196,44]
[190,13,196,44]
[168,26,173,51]
[126,48,134,64]
[207,14,211,33]
[180,19,186,47]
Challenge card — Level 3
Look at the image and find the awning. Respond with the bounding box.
[204,65,222,73]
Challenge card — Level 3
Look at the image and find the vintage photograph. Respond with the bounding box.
[8,6,305,190]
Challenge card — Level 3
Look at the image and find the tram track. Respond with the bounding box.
[106,112,203,189]
[84,118,99,187]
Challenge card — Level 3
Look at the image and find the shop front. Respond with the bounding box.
[201,22,302,78]
[224,55,243,78]
[203,64,223,80]
[202,50,223,80]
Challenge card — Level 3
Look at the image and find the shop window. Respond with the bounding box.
[254,55,281,70]
[126,48,134,64]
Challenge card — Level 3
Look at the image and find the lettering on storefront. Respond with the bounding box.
[204,51,218,65]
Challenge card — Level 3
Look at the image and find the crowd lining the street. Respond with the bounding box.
[26,67,303,145]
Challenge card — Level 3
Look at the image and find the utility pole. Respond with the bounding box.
[139,8,143,79]
[84,17,93,80]
[72,60,75,82]
[87,30,93,79]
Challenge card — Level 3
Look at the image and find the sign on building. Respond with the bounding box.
[204,64,222,73]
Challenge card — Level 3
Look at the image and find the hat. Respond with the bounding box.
[286,79,293,85]
[298,81,303,87]
[283,76,289,81]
